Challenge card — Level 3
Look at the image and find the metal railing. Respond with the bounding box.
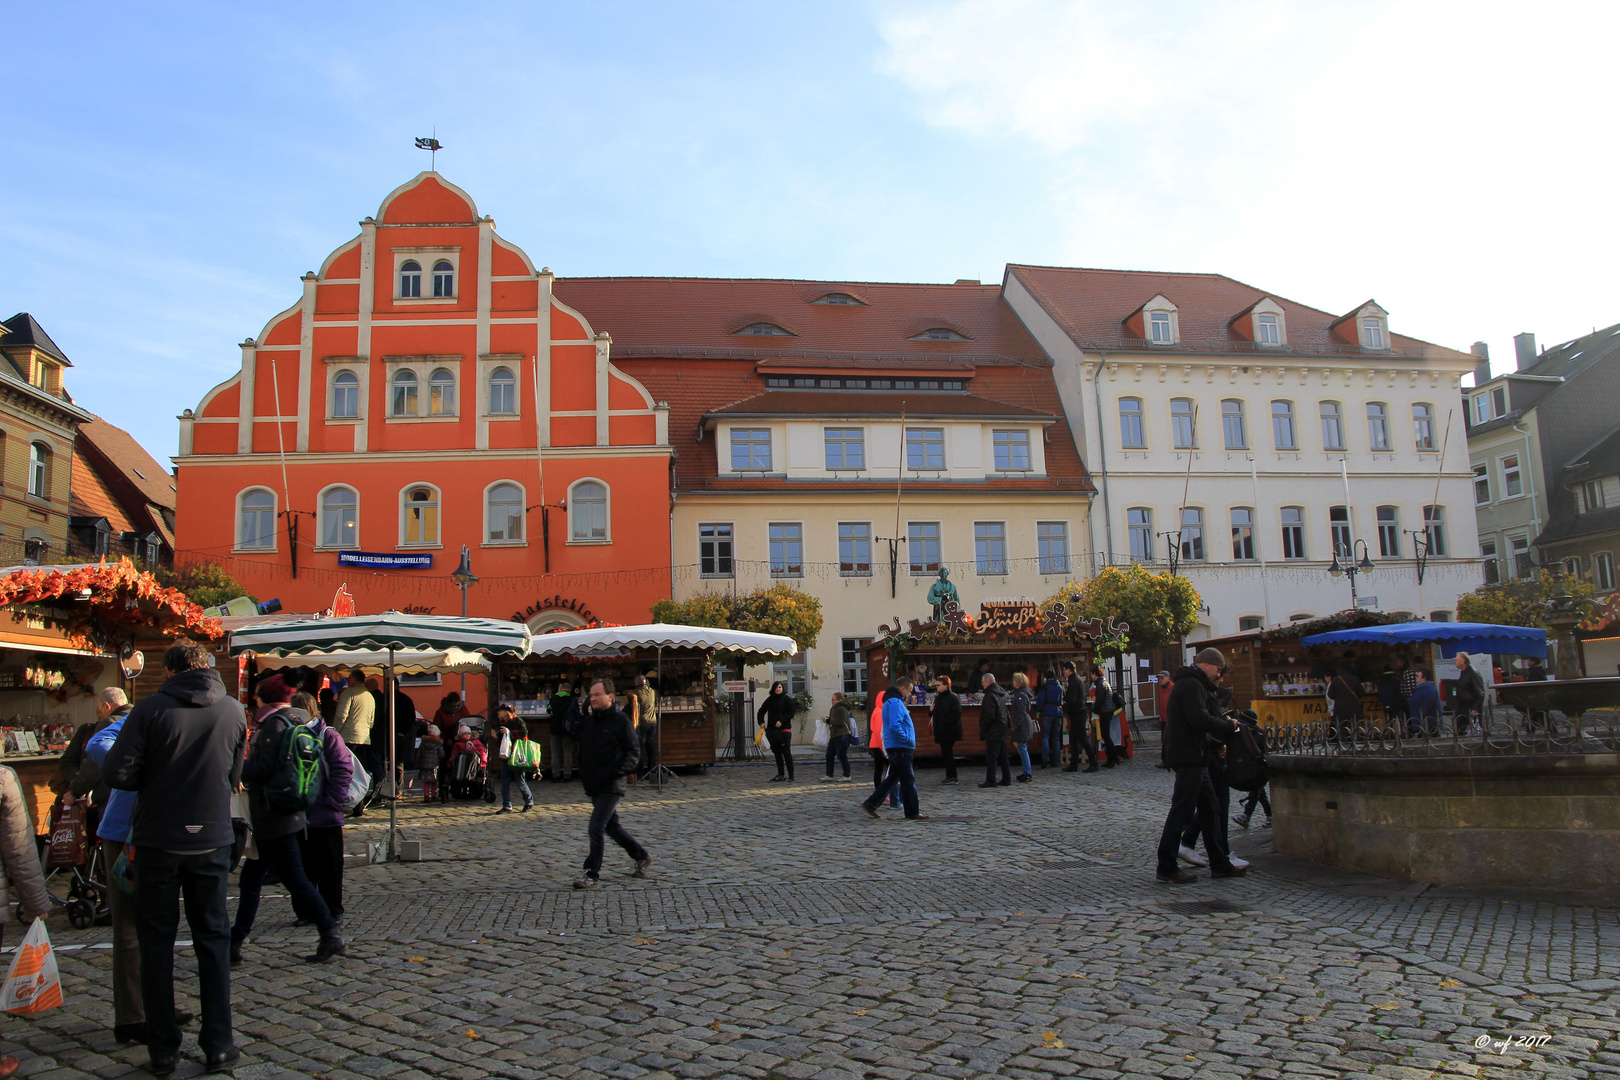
[1267,705,1620,757]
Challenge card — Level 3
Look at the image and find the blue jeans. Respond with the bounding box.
[135,846,233,1058]
[502,762,533,808]
[234,830,336,940]
[1040,716,1064,765]
[825,734,851,777]
[864,747,920,817]
[1013,741,1032,775]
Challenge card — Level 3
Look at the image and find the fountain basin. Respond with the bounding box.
[1495,676,1620,716]
[1270,752,1620,890]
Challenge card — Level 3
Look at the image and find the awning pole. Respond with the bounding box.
[388,645,397,861]
[655,646,664,792]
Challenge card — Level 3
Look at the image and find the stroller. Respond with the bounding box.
[447,720,494,803]
[36,796,107,929]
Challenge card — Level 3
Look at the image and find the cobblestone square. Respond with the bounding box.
[3,758,1615,1079]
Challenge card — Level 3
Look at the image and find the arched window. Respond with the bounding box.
[1413,402,1435,451]
[428,368,456,416]
[1170,399,1196,449]
[1179,507,1205,562]
[1221,399,1247,450]
[1230,507,1255,560]
[239,490,275,549]
[1367,402,1391,451]
[735,322,793,336]
[331,370,359,418]
[486,483,524,542]
[1119,398,1145,448]
[402,486,439,546]
[1280,506,1306,559]
[432,260,454,298]
[1319,401,1344,451]
[320,487,358,549]
[399,260,422,298]
[570,480,609,542]
[27,443,48,498]
[1271,400,1297,450]
[488,367,516,415]
[392,370,418,416]
[1127,508,1153,561]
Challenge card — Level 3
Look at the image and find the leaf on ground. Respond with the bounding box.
[854,1009,868,1016]
[407,957,426,962]
[1376,1001,1401,1010]
[466,1029,479,1039]
[1066,973,1087,979]
[1301,1015,1318,1022]
[636,939,657,945]
[1438,979,1462,987]
[1042,1032,1067,1049]
[709,1020,722,1031]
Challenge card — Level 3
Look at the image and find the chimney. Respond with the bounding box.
[1514,332,1538,371]
[1470,341,1490,386]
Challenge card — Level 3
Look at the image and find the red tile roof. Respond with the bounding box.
[553,275,1091,493]
[1007,265,1473,360]
[69,452,136,533]
[71,415,176,551]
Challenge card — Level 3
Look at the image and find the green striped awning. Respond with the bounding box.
[229,611,532,659]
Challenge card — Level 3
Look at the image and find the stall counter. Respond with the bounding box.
[1251,694,1383,731]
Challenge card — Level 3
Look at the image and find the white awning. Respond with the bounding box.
[252,648,490,675]
[525,623,797,658]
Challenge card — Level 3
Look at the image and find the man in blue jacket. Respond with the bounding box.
[1407,667,1441,736]
[859,677,928,820]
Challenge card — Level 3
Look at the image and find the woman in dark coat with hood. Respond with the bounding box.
[929,677,962,784]
[757,682,797,781]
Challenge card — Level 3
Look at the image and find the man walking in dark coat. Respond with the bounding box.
[574,677,651,889]
[103,641,248,1075]
[1059,660,1097,773]
[977,672,1012,788]
[1155,648,1244,885]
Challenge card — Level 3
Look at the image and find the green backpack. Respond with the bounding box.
[266,721,327,813]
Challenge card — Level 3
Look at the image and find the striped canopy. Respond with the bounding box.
[255,647,491,675]
[229,611,532,658]
[527,623,796,657]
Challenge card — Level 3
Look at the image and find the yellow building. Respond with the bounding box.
[0,314,93,564]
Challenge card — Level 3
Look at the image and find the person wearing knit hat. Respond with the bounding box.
[254,674,295,704]
[1154,650,1242,884]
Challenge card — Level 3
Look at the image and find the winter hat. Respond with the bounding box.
[426,724,440,737]
[255,675,295,704]
[1193,648,1227,669]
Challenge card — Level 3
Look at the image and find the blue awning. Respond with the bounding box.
[1300,621,1548,658]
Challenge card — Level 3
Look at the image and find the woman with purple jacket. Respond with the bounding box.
[293,691,354,925]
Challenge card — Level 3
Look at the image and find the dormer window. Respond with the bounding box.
[399,261,422,298]
[735,323,793,336]
[911,327,969,341]
[1362,318,1387,350]
[812,293,863,305]
[1149,312,1173,344]
[1256,314,1280,346]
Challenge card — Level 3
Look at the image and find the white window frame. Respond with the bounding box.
[1510,534,1531,579]
[1127,508,1154,562]
[1481,538,1500,585]
[1037,521,1069,574]
[1230,507,1255,561]
[699,522,734,578]
[992,429,1032,471]
[1170,399,1196,449]
[431,259,455,299]
[1255,313,1281,346]
[1596,552,1616,592]
[1366,402,1391,452]
[730,428,773,472]
[905,427,946,471]
[1119,398,1146,449]
[1179,507,1205,563]
[908,521,942,575]
[1149,311,1173,344]
[316,484,360,550]
[486,365,519,417]
[1281,506,1306,560]
[427,367,458,417]
[841,637,870,696]
[824,427,865,471]
[567,478,610,544]
[1423,505,1447,557]
[1361,317,1388,350]
[1413,402,1435,451]
[393,249,460,305]
[1221,399,1247,450]
[1271,400,1297,450]
[329,368,362,420]
[483,480,527,546]
[26,442,49,499]
[1500,453,1523,498]
[399,483,442,548]
[1319,401,1345,451]
[236,488,278,551]
[1376,506,1400,558]
[769,521,804,578]
[1473,463,1491,505]
[838,521,872,577]
[974,521,1008,576]
[391,369,419,418]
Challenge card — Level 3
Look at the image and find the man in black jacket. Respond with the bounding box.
[103,640,247,1075]
[1155,648,1243,884]
[574,677,651,889]
[1059,660,1097,773]
[977,672,1012,788]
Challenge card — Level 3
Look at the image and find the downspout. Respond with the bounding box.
[1088,350,1115,569]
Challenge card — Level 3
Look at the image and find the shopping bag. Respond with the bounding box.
[1,919,62,1014]
[344,753,372,812]
[46,798,88,869]
[813,719,830,749]
[509,739,543,769]
[111,844,136,895]
[753,726,765,747]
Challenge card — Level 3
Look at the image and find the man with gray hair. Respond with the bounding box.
[56,685,132,811]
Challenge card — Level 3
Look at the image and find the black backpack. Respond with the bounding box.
[1224,721,1269,792]
[266,719,327,813]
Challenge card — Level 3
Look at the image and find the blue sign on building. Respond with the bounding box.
[337,551,434,570]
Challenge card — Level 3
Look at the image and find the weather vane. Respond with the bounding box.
[414,130,443,170]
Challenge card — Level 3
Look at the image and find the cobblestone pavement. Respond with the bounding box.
[4,757,1618,1079]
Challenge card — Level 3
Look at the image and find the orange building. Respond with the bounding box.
[175,173,673,710]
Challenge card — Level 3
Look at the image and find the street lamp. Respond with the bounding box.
[450,545,478,696]
[1328,538,1376,607]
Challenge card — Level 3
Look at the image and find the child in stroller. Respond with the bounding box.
[447,724,493,802]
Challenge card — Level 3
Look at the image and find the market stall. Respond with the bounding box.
[863,598,1101,761]
[501,623,797,777]
[1200,610,1411,731]
[0,561,221,832]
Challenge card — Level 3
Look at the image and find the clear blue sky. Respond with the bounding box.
[6,1,1616,462]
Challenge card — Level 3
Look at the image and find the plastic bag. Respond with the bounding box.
[1,919,62,1014]
[46,798,88,869]
[344,753,372,812]
[813,720,830,749]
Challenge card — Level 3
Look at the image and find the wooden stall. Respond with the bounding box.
[863,599,1099,761]
[1200,610,1409,732]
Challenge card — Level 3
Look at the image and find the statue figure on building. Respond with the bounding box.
[927,566,961,623]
